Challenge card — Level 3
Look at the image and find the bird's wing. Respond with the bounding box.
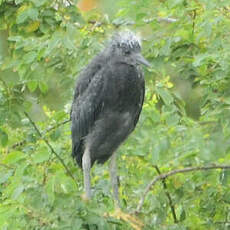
[71,70,105,140]
[71,55,104,102]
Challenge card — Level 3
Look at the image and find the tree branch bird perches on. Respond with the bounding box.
[71,30,150,206]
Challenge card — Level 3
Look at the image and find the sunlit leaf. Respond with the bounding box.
[27,81,38,92]
[11,185,24,200]
[32,146,50,163]
[39,81,48,94]
[156,87,174,105]
[3,151,25,164]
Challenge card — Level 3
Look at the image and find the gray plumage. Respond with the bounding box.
[70,30,149,201]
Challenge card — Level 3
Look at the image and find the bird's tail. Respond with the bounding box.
[72,139,84,168]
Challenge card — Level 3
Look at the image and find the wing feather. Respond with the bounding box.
[71,71,105,140]
[71,70,106,167]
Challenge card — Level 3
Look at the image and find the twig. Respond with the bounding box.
[135,165,230,213]
[144,17,177,24]
[157,17,177,23]
[10,119,70,150]
[0,163,14,170]
[153,165,178,223]
[11,140,27,149]
[192,9,197,35]
[44,119,70,133]
[24,112,77,185]
[214,221,230,225]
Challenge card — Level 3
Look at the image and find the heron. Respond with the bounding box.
[71,30,150,207]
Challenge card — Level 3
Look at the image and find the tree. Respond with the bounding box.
[1,0,230,229]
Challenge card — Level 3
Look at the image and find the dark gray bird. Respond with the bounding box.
[71,30,149,205]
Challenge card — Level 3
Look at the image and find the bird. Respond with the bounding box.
[70,30,150,207]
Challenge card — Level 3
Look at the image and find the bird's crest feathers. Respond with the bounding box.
[111,30,141,51]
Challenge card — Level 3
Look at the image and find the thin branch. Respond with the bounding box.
[157,17,177,23]
[44,119,70,133]
[88,16,177,29]
[0,163,14,170]
[144,17,177,24]
[10,119,70,150]
[153,165,178,223]
[24,112,77,186]
[11,140,27,149]
[136,165,230,214]
[192,9,197,35]
[215,221,230,225]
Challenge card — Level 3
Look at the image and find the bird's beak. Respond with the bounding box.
[135,53,151,67]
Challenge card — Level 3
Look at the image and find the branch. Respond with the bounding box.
[10,119,70,150]
[24,112,77,186]
[44,119,70,133]
[144,17,177,24]
[135,164,230,214]
[157,17,177,23]
[192,9,197,35]
[11,140,27,149]
[153,165,178,223]
[88,16,177,29]
[215,221,230,225]
[0,163,14,170]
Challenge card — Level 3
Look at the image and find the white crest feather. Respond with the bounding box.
[112,30,141,49]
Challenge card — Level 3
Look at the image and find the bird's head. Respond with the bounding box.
[108,30,150,67]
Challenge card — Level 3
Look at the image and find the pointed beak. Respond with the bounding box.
[134,53,151,67]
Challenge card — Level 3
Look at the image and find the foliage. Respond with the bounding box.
[1,0,230,229]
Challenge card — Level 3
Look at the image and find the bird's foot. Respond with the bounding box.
[105,208,144,230]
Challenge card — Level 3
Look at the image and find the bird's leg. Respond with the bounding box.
[106,153,144,229]
[109,153,120,208]
[82,148,91,199]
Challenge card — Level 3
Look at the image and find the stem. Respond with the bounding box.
[136,164,230,213]
[153,165,178,223]
[24,112,77,186]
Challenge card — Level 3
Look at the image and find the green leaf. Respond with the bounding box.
[17,7,39,24]
[8,36,22,42]
[0,129,8,146]
[27,81,38,92]
[32,146,50,163]
[23,51,37,64]
[0,171,13,184]
[39,81,48,94]
[156,87,174,105]
[180,209,186,221]
[50,128,61,141]
[31,0,47,7]
[11,185,24,200]
[3,151,25,164]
